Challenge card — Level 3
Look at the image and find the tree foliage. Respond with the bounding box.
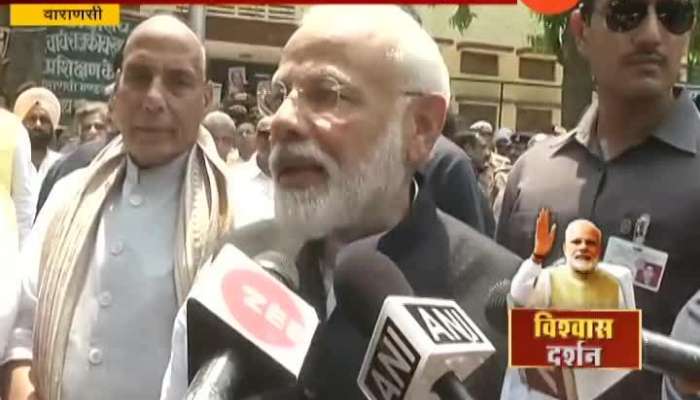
[449,5,477,33]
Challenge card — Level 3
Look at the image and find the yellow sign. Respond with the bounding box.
[10,4,120,27]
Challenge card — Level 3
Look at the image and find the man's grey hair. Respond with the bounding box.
[73,101,109,135]
[300,5,450,102]
[203,110,236,135]
[565,219,602,243]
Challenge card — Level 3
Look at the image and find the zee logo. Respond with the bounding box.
[222,269,306,348]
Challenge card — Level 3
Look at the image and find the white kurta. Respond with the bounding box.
[230,154,274,229]
[11,122,37,248]
[0,209,20,359]
[5,152,189,400]
[501,259,635,400]
[34,149,61,192]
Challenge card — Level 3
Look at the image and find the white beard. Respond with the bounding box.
[569,258,597,273]
[270,111,410,241]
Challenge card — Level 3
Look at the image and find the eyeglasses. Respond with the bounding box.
[257,76,427,118]
[593,0,695,34]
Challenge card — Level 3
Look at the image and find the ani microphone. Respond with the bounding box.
[333,241,495,400]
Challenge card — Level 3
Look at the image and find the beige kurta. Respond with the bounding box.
[6,153,194,400]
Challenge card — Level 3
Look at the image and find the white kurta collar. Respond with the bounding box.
[122,151,189,206]
[125,151,189,186]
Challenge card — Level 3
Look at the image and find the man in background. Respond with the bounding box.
[494,127,513,158]
[3,15,232,400]
[508,131,532,162]
[36,99,118,214]
[497,0,700,396]
[13,87,62,190]
[230,117,274,228]
[0,109,35,249]
[234,121,257,164]
[471,120,494,148]
[75,101,110,144]
[202,110,237,166]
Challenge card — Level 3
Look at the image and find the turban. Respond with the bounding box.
[13,87,61,129]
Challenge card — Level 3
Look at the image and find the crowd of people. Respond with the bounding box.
[0,3,699,400]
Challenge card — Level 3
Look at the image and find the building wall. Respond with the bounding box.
[133,5,563,132]
[417,5,563,132]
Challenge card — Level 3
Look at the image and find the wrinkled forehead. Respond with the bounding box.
[275,27,402,93]
[122,29,205,79]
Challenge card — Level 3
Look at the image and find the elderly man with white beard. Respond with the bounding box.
[159,5,521,400]
[509,209,631,309]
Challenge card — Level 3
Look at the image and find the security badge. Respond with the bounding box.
[603,214,668,293]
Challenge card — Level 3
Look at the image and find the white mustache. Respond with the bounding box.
[269,141,336,179]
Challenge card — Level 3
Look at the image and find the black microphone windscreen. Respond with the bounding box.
[643,329,700,381]
[333,238,414,337]
[485,279,510,335]
[254,250,299,291]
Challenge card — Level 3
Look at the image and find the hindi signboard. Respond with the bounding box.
[42,22,133,117]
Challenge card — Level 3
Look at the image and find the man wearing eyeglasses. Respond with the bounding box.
[255,5,521,399]
[497,0,700,398]
[158,6,520,399]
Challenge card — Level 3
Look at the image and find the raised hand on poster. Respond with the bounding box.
[533,208,556,263]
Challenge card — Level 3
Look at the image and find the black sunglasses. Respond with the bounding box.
[593,0,695,34]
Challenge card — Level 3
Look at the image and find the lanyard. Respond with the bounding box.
[633,213,651,245]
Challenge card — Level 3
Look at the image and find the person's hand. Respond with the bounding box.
[533,208,556,262]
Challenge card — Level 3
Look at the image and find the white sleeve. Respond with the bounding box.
[0,247,20,358]
[160,304,189,400]
[511,258,547,307]
[11,125,37,248]
[2,206,43,363]
[2,172,78,365]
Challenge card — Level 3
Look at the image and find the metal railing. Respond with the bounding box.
[179,5,301,23]
[450,76,562,129]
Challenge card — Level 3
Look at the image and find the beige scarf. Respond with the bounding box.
[32,129,232,400]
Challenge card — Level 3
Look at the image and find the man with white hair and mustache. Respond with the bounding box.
[510,208,631,309]
[505,209,634,399]
[263,5,519,399]
[158,5,520,400]
[4,15,231,400]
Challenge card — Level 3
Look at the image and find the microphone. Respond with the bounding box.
[333,241,494,400]
[186,349,241,400]
[185,244,319,399]
[643,330,700,382]
[484,279,511,335]
[254,250,299,292]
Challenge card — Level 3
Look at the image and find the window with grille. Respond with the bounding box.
[460,51,499,76]
[516,107,552,132]
[519,57,556,81]
[458,103,498,128]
